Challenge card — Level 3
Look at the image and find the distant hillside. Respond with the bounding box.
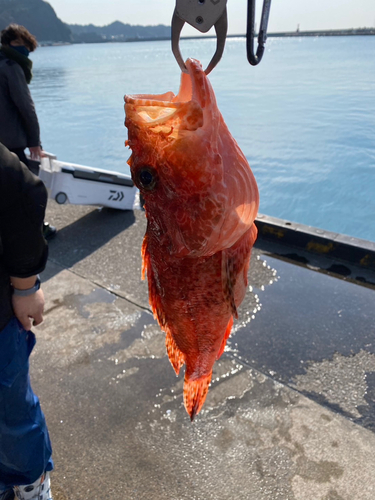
[0,0,72,43]
[0,1,170,45]
[69,21,171,43]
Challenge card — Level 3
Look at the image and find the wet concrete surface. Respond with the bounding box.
[28,201,375,499]
[231,256,375,429]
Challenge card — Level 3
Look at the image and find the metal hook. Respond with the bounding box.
[171,9,188,73]
[246,0,272,66]
[171,1,228,75]
[204,8,227,75]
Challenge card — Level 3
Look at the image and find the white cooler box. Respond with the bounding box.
[39,154,138,210]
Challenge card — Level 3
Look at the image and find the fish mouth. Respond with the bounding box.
[124,59,214,135]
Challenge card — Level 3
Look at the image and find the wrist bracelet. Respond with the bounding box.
[12,276,41,297]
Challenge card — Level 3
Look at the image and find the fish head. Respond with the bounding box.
[125,59,227,257]
[125,59,255,257]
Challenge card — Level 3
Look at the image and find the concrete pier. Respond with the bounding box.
[30,201,375,499]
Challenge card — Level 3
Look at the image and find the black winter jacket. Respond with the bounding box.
[0,51,41,150]
[0,143,48,330]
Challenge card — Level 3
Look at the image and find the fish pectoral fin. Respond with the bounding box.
[222,252,239,319]
[184,372,212,421]
[166,329,185,375]
[143,234,185,376]
[142,234,167,326]
[221,224,259,318]
[216,316,234,360]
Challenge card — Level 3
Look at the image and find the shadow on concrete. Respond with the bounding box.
[46,207,136,280]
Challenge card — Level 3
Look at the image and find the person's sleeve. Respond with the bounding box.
[8,64,41,148]
[0,143,48,277]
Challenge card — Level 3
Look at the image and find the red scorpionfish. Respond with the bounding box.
[125,58,259,420]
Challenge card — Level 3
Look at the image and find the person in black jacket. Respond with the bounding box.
[0,24,56,240]
[0,144,54,500]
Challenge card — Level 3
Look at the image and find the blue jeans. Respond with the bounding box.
[0,317,53,491]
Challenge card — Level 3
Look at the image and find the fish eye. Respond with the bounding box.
[137,167,157,191]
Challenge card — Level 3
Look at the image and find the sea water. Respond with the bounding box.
[30,36,375,241]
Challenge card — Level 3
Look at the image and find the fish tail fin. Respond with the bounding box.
[166,329,185,375]
[216,316,234,360]
[184,372,212,421]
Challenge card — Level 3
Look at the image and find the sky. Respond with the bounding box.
[47,0,375,34]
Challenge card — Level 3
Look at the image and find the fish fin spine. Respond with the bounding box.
[184,372,212,421]
[165,329,185,375]
[216,316,234,360]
